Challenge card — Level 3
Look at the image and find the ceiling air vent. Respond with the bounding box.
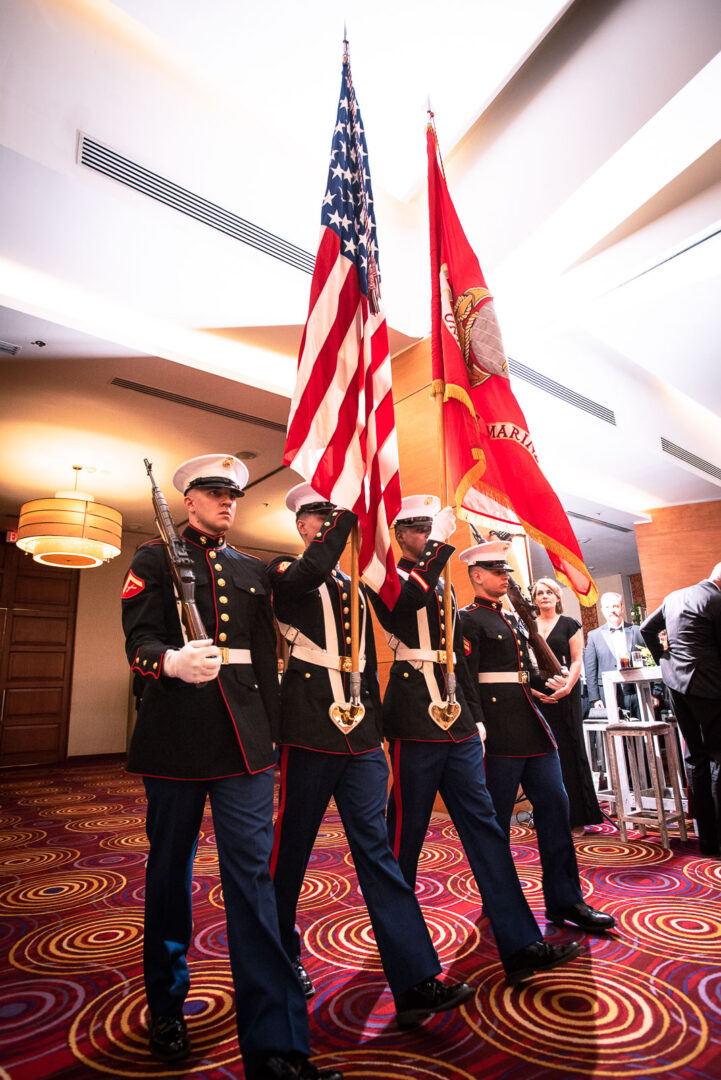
[566,511,631,534]
[78,135,315,275]
[508,357,616,425]
[661,437,721,483]
[0,339,20,356]
[111,378,287,433]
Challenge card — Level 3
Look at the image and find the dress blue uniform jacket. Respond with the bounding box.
[268,508,382,753]
[121,524,278,778]
[368,541,481,741]
[460,597,555,756]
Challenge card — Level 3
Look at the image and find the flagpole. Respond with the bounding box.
[350,520,361,690]
[434,387,455,678]
[429,110,455,683]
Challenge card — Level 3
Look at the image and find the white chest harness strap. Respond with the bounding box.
[385,569,456,703]
[277,581,367,702]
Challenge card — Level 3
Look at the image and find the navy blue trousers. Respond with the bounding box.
[271,746,441,998]
[483,751,584,912]
[143,772,310,1075]
[386,735,540,960]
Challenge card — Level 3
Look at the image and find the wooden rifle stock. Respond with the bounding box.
[505,575,562,680]
[144,459,208,644]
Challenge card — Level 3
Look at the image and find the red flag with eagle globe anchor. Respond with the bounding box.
[427,124,597,606]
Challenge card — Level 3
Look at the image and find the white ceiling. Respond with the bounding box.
[1,0,720,581]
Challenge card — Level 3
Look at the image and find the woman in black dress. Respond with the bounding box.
[530,578,604,835]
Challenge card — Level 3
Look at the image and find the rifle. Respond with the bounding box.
[473,525,563,680]
[505,576,563,680]
[144,459,209,651]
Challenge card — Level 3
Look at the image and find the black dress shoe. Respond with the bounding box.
[251,1057,343,1080]
[545,902,616,932]
[292,958,316,998]
[148,1014,189,1061]
[504,940,582,985]
[394,977,474,1029]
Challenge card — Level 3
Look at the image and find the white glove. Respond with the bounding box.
[429,505,456,543]
[163,639,221,682]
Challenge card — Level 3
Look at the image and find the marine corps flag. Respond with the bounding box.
[427,123,597,605]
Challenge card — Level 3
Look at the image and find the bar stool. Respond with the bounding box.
[604,720,688,849]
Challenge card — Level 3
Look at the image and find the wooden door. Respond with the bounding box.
[0,539,78,766]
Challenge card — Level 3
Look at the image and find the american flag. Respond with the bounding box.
[284,49,401,608]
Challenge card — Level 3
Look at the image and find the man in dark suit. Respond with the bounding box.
[367,496,582,985]
[584,593,647,713]
[122,455,340,1080]
[641,564,721,856]
[268,483,473,1030]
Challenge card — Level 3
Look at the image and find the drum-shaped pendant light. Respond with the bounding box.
[17,467,122,568]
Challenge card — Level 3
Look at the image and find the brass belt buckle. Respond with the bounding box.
[435,650,447,664]
[339,656,353,673]
[519,670,529,683]
[218,647,229,665]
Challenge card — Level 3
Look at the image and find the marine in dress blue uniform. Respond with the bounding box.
[368,497,581,983]
[459,541,615,935]
[122,456,341,1080]
[268,483,473,1027]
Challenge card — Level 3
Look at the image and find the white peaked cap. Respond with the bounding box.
[394,494,441,524]
[173,454,249,495]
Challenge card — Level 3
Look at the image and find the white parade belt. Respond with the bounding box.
[218,648,252,665]
[478,671,530,684]
[286,643,366,672]
[394,645,455,665]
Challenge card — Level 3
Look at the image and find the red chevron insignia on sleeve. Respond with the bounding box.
[121,570,145,599]
[409,570,430,592]
[463,637,472,656]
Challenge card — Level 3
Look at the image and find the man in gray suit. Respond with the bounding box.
[584,593,647,713]
[641,564,721,856]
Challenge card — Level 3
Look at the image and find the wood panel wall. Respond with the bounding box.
[634,500,721,611]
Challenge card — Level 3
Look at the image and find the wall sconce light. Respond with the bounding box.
[16,466,122,568]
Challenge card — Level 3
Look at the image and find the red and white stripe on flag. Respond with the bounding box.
[283,55,401,609]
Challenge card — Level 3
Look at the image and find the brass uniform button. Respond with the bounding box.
[250,587,256,593]
[440,608,445,616]
[143,659,147,666]
[217,578,226,587]
[221,613,230,622]
[342,593,348,601]
[441,637,446,644]
[403,672,409,678]
[152,662,158,670]
[343,607,349,614]
[324,520,331,526]
[254,683,258,689]
[345,636,351,644]
[316,532,322,538]
[305,672,311,679]
[491,696,497,703]
[219,596,228,605]
[209,550,216,557]
[215,563,223,571]
[200,537,207,544]
[344,622,350,629]
[498,634,503,639]
[219,633,227,642]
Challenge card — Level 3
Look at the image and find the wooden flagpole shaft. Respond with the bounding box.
[434,390,455,675]
[350,521,361,688]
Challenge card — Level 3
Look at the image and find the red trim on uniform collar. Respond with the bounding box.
[473,596,503,610]
[183,525,227,547]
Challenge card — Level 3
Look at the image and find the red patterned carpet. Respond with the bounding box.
[1,756,720,1080]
